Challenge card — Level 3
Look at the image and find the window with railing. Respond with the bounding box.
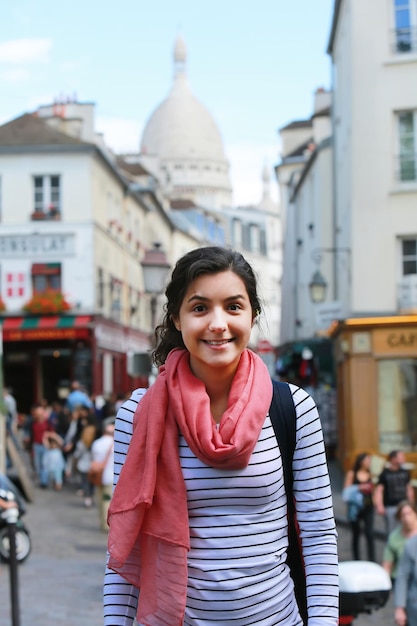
[397,111,416,182]
[392,0,417,53]
[33,175,61,219]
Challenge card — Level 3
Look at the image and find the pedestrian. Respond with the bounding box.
[42,430,66,490]
[394,533,417,626]
[28,403,53,488]
[65,380,93,413]
[374,450,415,536]
[3,386,17,434]
[91,419,114,531]
[383,500,417,584]
[104,246,339,625]
[343,451,375,561]
[47,400,70,439]
[73,412,97,508]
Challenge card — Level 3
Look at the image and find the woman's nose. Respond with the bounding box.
[208,309,227,331]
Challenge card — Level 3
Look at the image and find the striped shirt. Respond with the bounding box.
[103,384,339,625]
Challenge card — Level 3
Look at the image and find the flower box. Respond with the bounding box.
[22,290,72,314]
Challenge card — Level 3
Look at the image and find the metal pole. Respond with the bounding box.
[5,503,20,626]
[0,324,6,476]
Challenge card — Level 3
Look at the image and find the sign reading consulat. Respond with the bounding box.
[0,233,75,258]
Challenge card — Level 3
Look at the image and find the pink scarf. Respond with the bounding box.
[107,348,273,626]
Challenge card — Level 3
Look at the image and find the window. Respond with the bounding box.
[97,267,104,308]
[393,0,417,52]
[397,111,416,181]
[378,359,417,452]
[402,239,417,274]
[249,224,260,254]
[232,218,243,248]
[33,175,61,216]
[31,263,61,293]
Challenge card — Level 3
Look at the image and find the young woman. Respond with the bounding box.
[343,452,375,562]
[104,246,338,626]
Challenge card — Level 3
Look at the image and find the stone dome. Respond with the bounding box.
[140,37,232,208]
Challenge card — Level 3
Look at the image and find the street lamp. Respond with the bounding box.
[309,270,328,304]
[141,243,171,329]
[308,247,351,304]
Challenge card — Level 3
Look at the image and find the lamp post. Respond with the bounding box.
[309,270,328,304]
[141,243,171,331]
[308,247,351,304]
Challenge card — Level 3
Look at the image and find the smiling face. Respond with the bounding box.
[173,270,254,384]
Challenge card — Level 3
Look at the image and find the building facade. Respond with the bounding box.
[276,0,417,469]
[0,104,199,412]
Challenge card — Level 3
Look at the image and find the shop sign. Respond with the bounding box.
[374,328,417,355]
[3,328,90,341]
[0,233,75,258]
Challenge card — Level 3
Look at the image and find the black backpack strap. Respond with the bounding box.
[269,381,307,625]
[270,380,296,495]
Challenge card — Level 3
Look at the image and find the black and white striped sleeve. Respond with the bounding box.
[103,388,146,626]
[291,384,339,625]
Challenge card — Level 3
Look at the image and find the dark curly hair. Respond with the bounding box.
[152,246,261,367]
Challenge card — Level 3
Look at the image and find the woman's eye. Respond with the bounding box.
[228,303,241,311]
[193,304,206,313]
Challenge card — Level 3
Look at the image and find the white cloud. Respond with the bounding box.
[0,38,52,64]
[226,141,280,206]
[96,116,142,154]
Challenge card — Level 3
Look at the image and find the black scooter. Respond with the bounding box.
[0,473,31,564]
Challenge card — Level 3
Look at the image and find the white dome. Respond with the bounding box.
[140,37,232,208]
[141,75,226,162]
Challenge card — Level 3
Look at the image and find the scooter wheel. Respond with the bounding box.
[0,524,31,563]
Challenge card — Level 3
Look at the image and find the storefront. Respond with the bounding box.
[330,315,417,474]
[1,314,150,414]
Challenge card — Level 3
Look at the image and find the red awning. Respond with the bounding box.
[1,315,92,342]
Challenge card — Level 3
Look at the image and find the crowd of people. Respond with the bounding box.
[343,449,417,626]
[3,382,123,531]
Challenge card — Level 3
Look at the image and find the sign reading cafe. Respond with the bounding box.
[0,233,75,258]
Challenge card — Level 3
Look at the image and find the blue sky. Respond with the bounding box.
[1,0,334,205]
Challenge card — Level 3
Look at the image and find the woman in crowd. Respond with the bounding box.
[104,245,339,625]
[343,451,375,561]
[383,500,417,584]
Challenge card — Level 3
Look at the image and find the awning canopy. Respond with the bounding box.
[1,315,92,342]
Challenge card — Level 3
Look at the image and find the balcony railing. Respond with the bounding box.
[391,27,417,54]
[395,154,417,183]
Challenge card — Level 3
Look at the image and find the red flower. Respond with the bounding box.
[23,290,71,314]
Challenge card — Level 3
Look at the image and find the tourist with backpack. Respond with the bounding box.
[104,246,339,625]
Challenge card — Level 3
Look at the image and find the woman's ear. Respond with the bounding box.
[172,315,181,332]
